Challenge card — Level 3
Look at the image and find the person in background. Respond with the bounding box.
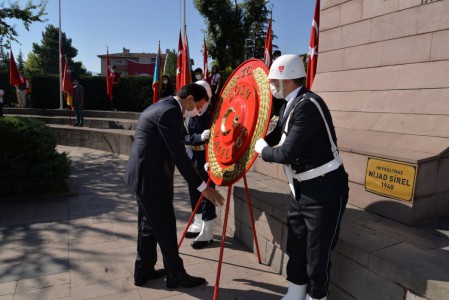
[111,65,120,111]
[161,75,174,98]
[124,83,224,289]
[16,71,29,108]
[209,65,221,105]
[273,50,282,61]
[193,68,204,82]
[0,88,4,117]
[255,54,349,300]
[184,80,216,249]
[72,77,85,127]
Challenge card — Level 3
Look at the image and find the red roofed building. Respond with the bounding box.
[97,48,166,77]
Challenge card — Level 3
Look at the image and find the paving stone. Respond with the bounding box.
[0,281,17,295]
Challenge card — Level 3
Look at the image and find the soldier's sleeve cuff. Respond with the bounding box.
[197,181,207,193]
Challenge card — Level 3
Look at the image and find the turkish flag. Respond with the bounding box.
[203,37,209,82]
[306,0,320,90]
[9,49,21,86]
[106,48,113,101]
[264,15,272,67]
[176,30,183,92]
[180,30,191,88]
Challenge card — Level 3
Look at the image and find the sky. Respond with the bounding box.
[9,0,316,74]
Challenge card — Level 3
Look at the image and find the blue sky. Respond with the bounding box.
[9,0,316,73]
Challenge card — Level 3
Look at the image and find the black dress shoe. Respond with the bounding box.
[72,123,79,127]
[191,239,213,249]
[134,268,166,286]
[166,272,207,289]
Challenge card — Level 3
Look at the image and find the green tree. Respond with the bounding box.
[0,45,9,74]
[24,51,41,74]
[194,0,271,70]
[163,49,177,82]
[0,0,48,48]
[242,0,272,60]
[17,49,24,70]
[31,24,88,75]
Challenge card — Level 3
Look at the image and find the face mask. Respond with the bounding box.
[195,74,202,80]
[183,99,199,118]
[270,81,284,99]
[163,79,168,84]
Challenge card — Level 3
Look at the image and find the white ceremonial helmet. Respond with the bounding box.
[194,80,212,100]
[268,54,306,80]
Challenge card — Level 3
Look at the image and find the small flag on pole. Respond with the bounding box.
[106,48,113,101]
[180,29,191,87]
[306,0,320,90]
[203,36,209,82]
[152,42,162,103]
[176,30,183,92]
[62,57,73,107]
[9,49,21,86]
[264,13,273,67]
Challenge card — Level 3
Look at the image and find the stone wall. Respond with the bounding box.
[309,0,449,224]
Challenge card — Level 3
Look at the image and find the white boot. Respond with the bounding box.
[186,214,202,238]
[305,294,326,300]
[191,219,214,249]
[281,282,307,300]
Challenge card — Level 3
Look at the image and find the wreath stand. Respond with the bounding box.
[178,175,261,300]
[178,58,271,299]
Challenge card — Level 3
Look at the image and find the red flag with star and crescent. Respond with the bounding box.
[306,0,320,90]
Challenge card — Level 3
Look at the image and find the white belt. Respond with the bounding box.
[191,145,205,151]
[293,155,343,182]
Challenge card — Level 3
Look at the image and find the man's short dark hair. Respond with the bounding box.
[273,50,281,57]
[176,83,209,102]
[112,65,116,69]
[194,68,203,74]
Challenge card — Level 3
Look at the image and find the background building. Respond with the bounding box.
[97,48,166,77]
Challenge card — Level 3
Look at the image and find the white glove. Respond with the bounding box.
[201,129,211,141]
[204,162,210,172]
[255,138,268,154]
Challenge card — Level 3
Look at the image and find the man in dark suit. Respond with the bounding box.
[255,55,349,300]
[124,83,224,289]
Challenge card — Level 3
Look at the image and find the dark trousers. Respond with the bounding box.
[286,180,348,299]
[111,88,119,110]
[188,150,216,221]
[135,195,186,278]
[73,102,83,125]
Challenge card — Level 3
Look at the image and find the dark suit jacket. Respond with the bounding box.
[124,97,203,198]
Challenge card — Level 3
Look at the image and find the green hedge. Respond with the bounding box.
[0,117,71,196]
[0,73,154,112]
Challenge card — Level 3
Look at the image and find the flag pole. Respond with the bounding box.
[183,0,186,36]
[58,0,63,109]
